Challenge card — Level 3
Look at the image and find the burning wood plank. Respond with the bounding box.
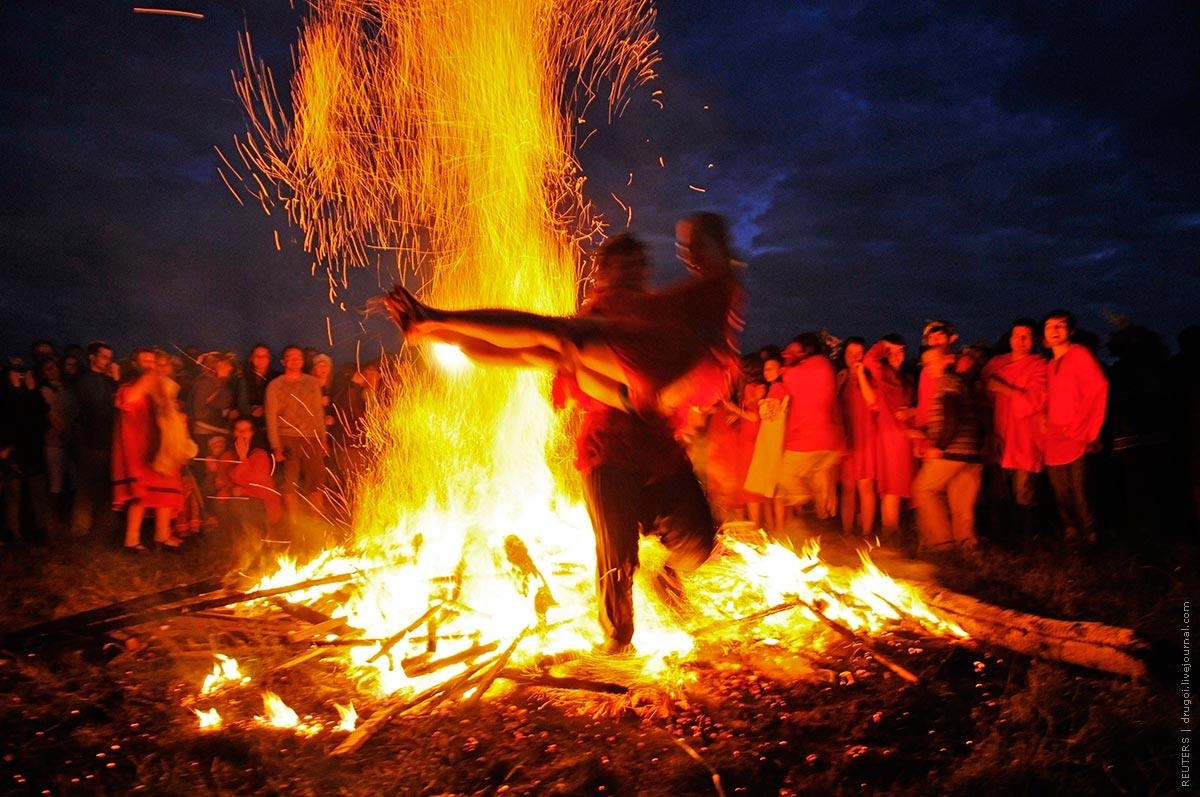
[908,583,1151,679]
[796,598,920,684]
[496,668,629,695]
[332,655,500,757]
[402,641,499,678]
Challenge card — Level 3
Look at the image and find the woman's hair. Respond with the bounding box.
[837,336,866,369]
[880,333,905,346]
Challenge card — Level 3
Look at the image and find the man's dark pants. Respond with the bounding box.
[582,462,716,647]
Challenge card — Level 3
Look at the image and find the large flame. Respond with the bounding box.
[209,0,967,729]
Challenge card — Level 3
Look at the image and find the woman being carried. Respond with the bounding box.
[384,212,744,416]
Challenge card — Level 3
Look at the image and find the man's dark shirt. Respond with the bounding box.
[236,369,279,421]
[73,369,116,450]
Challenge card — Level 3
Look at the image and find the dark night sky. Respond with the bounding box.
[2,1,1197,361]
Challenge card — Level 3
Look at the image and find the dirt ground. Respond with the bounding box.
[0,518,1188,796]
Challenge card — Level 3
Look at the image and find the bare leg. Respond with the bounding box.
[840,480,857,534]
[152,507,178,545]
[747,500,764,529]
[857,479,877,536]
[880,494,901,535]
[770,495,787,533]
[124,503,145,548]
[388,286,632,385]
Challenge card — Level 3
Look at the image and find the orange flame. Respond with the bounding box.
[200,653,249,696]
[256,691,300,729]
[193,708,222,730]
[334,702,358,732]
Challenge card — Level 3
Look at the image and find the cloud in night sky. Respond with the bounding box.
[1,0,1197,358]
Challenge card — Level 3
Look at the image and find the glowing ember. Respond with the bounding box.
[200,653,249,696]
[192,708,222,730]
[334,702,358,732]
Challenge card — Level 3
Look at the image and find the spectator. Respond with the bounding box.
[60,354,81,384]
[30,340,57,364]
[236,344,277,447]
[2,361,49,545]
[265,345,327,528]
[331,360,381,478]
[914,322,957,459]
[37,357,75,523]
[189,352,237,454]
[912,349,986,552]
[217,417,283,524]
[113,348,196,552]
[1043,310,1108,546]
[838,337,878,537]
[70,341,117,536]
[982,319,1047,542]
[864,335,915,539]
[311,353,336,437]
[778,332,844,523]
[742,352,788,531]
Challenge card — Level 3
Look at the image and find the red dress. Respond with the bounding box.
[112,386,184,512]
[839,369,877,482]
[865,342,915,498]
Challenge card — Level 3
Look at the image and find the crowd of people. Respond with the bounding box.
[0,340,381,554]
[692,316,1199,555]
[1,213,1197,659]
[1,278,1196,583]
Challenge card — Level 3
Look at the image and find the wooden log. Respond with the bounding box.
[331,655,498,757]
[287,617,349,644]
[690,601,801,638]
[464,627,531,708]
[61,573,361,641]
[402,641,499,678]
[907,582,1150,679]
[496,668,629,694]
[367,603,446,665]
[0,577,226,646]
[271,598,338,627]
[796,598,920,684]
